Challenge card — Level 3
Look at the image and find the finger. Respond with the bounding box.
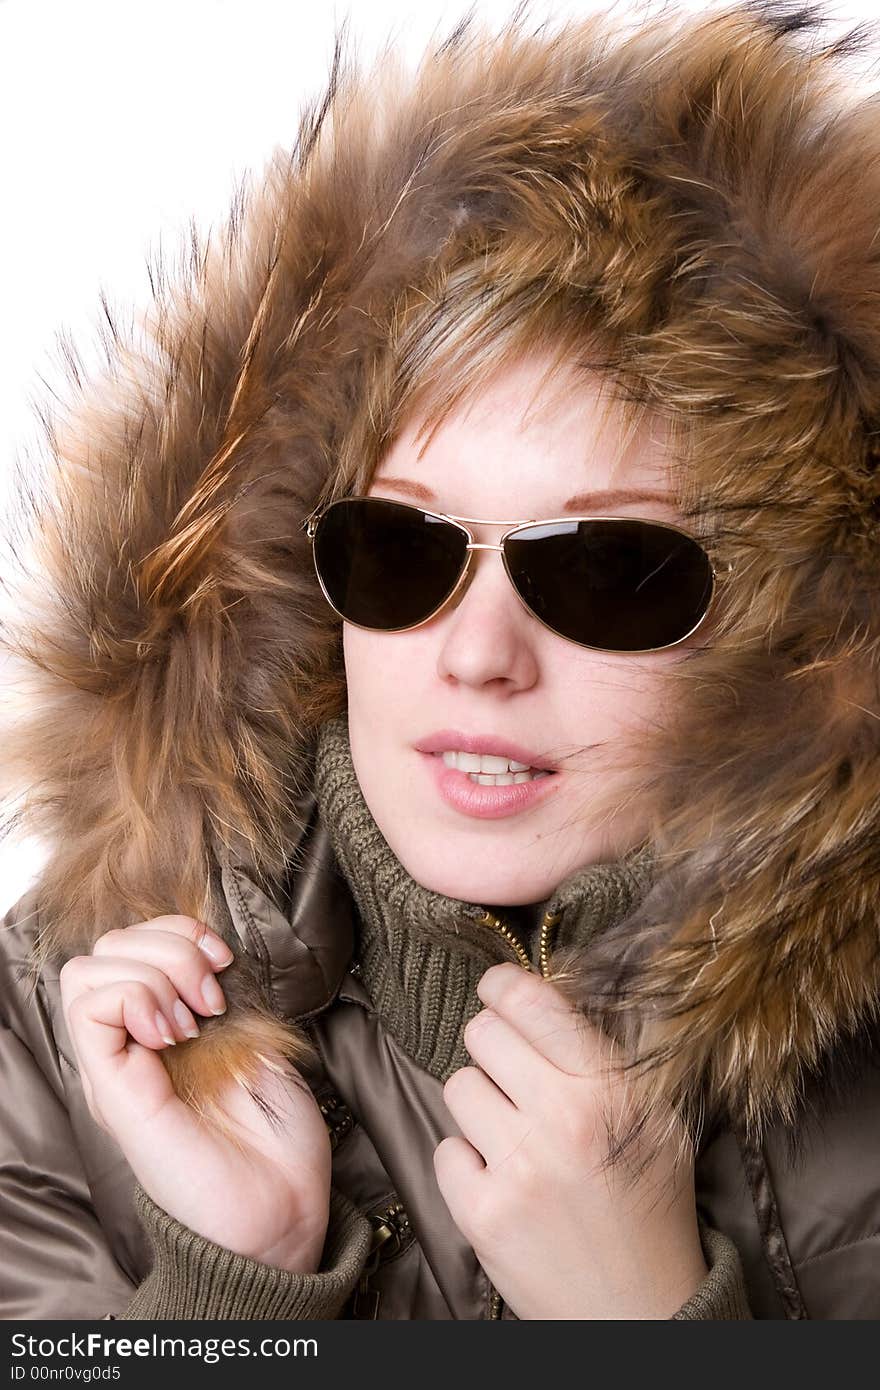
[64,969,184,1057]
[433,1134,486,1231]
[65,981,184,1142]
[462,1005,556,1111]
[476,962,609,1076]
[91,926,230,1018]
[124,915,234,968]
[60,955,201,1042]
[442,1065,526,1171]
[65,976,179,1130]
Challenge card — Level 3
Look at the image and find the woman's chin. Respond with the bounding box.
[393,846,557,908]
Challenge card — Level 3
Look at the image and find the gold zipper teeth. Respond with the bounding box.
[539,910,563,978]
[475,910,533,970]
[472,910,562,1321]
[476,908,564,978]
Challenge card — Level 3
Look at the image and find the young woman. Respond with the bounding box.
[2,3,879,1320]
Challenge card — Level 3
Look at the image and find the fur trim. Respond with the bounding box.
[3,1,880,1147]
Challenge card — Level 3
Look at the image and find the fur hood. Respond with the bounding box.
[3,0,880,1151]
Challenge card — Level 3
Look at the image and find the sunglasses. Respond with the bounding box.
[302,496,731,654]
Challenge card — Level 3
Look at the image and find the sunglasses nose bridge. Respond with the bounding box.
[444,538,512,613]
[449,539,521,617]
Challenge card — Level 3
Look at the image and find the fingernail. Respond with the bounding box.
[154,1011,176,1045]
[198,933,234,967]
[172,998,200,1038]
[200,973,227,1015]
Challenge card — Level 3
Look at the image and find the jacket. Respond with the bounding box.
[2,1,880,1320]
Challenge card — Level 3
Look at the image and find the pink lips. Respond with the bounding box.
[413,729,557,771]
[418,750,560,821]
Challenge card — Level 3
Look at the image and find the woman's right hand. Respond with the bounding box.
[59,915,332,1274]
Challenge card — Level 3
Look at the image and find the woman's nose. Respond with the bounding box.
[434,544,540,691]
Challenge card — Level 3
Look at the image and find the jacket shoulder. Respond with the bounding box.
[697,1016,880,1319]
[767,1028,878,1317]
[1,880,42,940]
[783,1023,880,1318]
[1,883,45,1015]
[0,883,70,1085]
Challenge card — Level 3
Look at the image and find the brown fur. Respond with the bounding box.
[3,1,880,1160]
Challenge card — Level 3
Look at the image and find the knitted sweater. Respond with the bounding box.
[121,718,752,1320]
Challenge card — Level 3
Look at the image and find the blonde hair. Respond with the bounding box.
[329,254,668,496]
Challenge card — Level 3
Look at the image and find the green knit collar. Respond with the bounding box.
[313,714,657,1081]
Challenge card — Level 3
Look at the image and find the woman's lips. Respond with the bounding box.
[414,730,558,771]
[419,751,560,820]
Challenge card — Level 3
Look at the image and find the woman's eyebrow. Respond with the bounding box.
[372,477,672,510]
[560,488,673,511]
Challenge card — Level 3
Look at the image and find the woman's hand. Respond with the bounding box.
[59,915,331,1275]
[434,962,708,1319]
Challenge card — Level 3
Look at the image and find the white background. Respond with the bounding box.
[1,0,878,914]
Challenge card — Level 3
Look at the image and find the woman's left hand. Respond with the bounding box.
[434,962,709,1320]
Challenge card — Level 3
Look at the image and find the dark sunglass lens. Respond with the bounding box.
[313,498,469,629]
[504,519,714,651]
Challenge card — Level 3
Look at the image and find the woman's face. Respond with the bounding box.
[343,352,694,906]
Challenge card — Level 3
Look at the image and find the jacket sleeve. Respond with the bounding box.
[0,1010,146,1319]
[0,885,140,1318]
[670,1216,753,1319]
[0,888,372,1320]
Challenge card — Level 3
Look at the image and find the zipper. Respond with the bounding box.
[473,907,563,978]
[350,1197,415,1319]
[317,1090,355,1152]
[476,905,564,1319]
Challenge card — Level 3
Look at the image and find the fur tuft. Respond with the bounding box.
[161,1010,318,1153]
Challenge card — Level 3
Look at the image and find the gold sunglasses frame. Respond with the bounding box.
[302,496,733,654]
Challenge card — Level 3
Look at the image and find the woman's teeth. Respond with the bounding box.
[439,751,552,785]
